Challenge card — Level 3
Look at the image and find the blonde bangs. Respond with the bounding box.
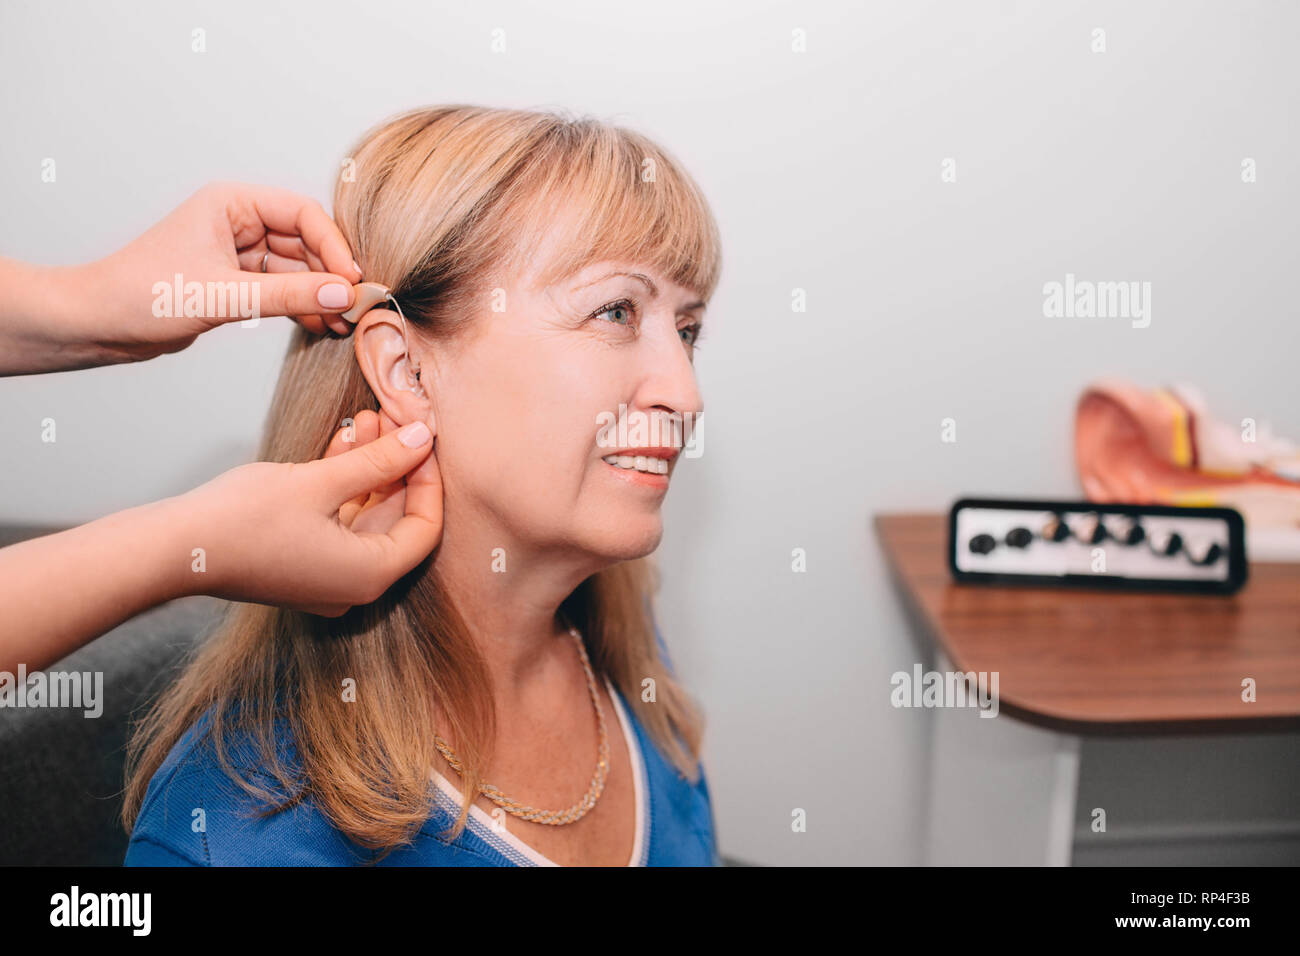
[493,120,723,303]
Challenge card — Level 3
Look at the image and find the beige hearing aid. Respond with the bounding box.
[339,281,421,385]
[339,281,390,325]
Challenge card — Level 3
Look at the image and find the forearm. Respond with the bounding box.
[0,496,198,672]
[0,257,122,375]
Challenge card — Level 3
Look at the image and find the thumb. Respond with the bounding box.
[318,421,434,505]
[243,272,356,319]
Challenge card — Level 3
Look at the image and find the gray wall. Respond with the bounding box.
[2,0,1297,865]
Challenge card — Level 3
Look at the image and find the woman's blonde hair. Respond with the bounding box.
[121,105,723,857]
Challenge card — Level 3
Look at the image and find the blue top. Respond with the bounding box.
[124,663,719,866]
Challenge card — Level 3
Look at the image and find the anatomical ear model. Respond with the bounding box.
[1074,380,1300,552]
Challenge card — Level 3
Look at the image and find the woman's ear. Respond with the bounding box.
[353,308,432,426]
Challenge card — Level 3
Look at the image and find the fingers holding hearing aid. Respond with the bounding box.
[0,181,366,375]
[79,181,362,365]
[236,229,356,336]
[224,182,361,331]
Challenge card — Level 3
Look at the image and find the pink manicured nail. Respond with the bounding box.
[398,422,431,447]
[317,283,350,309]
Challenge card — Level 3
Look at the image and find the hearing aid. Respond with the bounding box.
[339,281,389,325]
[339,281,422,387]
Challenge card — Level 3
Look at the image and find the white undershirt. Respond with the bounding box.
[427,675,648,866]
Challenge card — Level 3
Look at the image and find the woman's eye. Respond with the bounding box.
[680,324,702,346]
[592,299,635,326]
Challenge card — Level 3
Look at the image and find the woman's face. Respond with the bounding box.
[426,251,707,563]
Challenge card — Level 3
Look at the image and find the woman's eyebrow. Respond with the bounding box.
[574,271,657,295]
[576,271,706,311]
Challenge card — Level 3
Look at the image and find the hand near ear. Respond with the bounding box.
[171,410,443,617]
[324,408,435,536]
[0,182,368,375]
[0,408,444,671]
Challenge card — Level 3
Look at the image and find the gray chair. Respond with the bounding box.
[0,524,226,865]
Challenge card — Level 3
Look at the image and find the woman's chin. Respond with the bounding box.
[586,517,664,561]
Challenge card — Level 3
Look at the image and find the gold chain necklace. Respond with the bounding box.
[432,625,609,826]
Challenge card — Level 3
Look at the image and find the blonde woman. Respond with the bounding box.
[123,105,723,866]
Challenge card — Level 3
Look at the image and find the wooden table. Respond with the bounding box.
[875,513,1300,865]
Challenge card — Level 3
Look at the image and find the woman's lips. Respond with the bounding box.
[601,453,670,475]
[601,455,671,488]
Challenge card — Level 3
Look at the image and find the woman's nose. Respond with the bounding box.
[635,318,704,422]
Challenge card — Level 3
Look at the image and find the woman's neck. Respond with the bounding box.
[431,512,606,700]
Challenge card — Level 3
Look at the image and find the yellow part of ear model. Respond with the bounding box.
[1152,388,1193,469]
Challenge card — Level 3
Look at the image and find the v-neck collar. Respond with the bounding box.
[426,675,650,866]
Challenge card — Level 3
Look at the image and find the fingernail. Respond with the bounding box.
[398,421,431,447]
[317,283,350,309]
[352,260,363,277]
